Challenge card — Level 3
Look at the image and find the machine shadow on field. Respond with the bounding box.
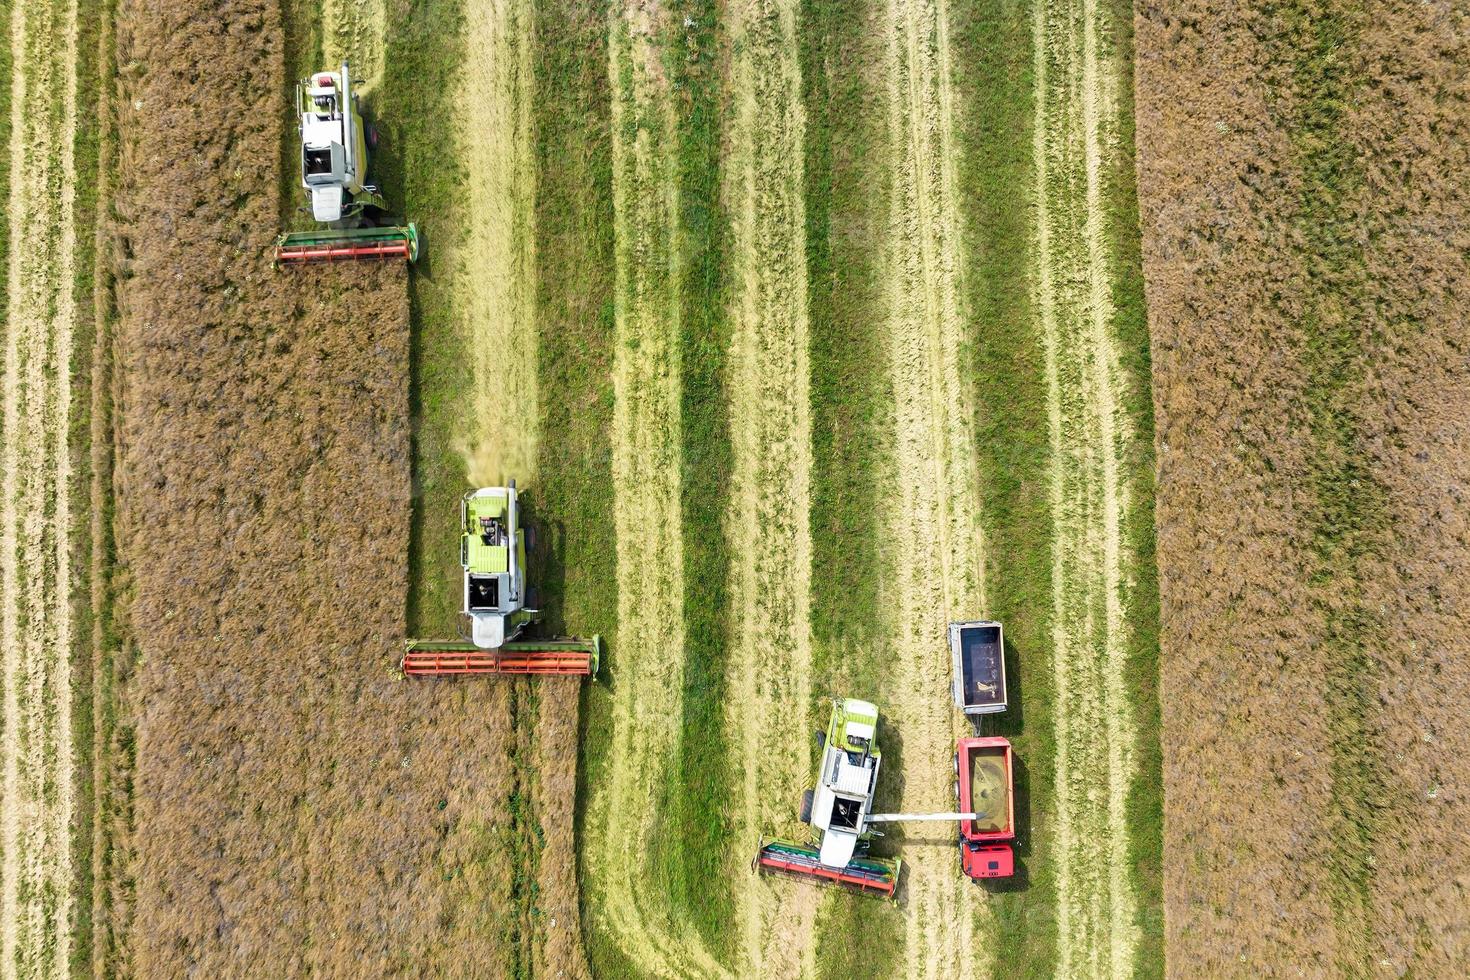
[871,711,911,903]
[528,513,611,682]
[532,515,613,860]
[982,635,1033,892]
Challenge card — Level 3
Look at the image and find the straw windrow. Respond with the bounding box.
[722,0,817,975]
[457,0,538,486]
[1,0,79,973]
[320,0,386,92]
[879,1,988,976]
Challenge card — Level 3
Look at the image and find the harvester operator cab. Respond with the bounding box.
[460,485,526,650]
[311,73,337,109]
[479,516,506,546]
[297,63,370,225]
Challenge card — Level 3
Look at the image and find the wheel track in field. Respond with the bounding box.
[1033,0,1140,974]
[454,6,587,976]
[723,1,817,976]
[1,0,79,974]
[320,0,386,93]
[587,5,730,977]
[457,0,539,487]
[880,2,988,977]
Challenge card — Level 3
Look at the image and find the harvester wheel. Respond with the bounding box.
[799,790,814,824]
[814,729,825,750]
[525,522,538,552]
[367,123,381,150]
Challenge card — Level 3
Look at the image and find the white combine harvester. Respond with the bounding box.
[274,62,419,265]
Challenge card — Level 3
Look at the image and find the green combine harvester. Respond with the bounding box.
[402,481,601,677]
[275,62,418,266]
[755,699,904,897]
[757,694,1011,897]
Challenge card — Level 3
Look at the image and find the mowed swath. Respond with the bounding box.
[586,5,728,976]
[1033,0,1141,973]
[320,0,385,91]
[722,0,816,975]
[457,0,538,485]
[879,1,987,977]
[1,0,79,973]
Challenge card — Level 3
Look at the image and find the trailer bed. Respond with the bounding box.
[949,621,1007,714]
[968,749,1010,833]
[958,737,1014,839]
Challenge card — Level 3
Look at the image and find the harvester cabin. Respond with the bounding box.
[462,494,512,612]
[949,621,1008,715]
[822,746,876,831]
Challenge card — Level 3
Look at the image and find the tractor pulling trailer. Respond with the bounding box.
[756,622,1017,898]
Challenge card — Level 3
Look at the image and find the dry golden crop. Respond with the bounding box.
[1137,0,1470,973]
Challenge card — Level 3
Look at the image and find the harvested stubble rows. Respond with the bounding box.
[1,0,81,973]
[1137,0,1470,973]
[877,0,988,977]
[1032,0,1146,973]
[108,0,564,972]
[579,0,1162,976]
[723,0,818,975]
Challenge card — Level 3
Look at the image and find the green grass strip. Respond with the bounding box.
[1099,0,1165,970]
[521,2,623,973]
[799,1,902,974]
[659,0,738,953]
[1264,4,1387,970]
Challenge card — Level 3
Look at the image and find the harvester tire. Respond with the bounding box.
[525,522,537,552]
[815,729,825,751]
[799,790,814,824]
[367,124,381,150]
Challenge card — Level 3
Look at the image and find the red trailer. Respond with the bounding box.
[956,736,1016,879]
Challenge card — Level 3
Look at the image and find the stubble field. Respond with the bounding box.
[7,0,1468,977]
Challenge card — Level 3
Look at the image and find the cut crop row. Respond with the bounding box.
[1,0,81,973]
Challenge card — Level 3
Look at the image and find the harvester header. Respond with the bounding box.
[402,637,600,677]
[402,482,601,679]
[274,225,419,266]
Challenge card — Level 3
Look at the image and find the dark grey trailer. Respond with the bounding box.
[949,621,1007,716]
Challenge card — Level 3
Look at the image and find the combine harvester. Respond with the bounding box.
[754,697,1017,897]
[275,62,419,265]
[402,481,601,678]
[756,620,1018,897]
